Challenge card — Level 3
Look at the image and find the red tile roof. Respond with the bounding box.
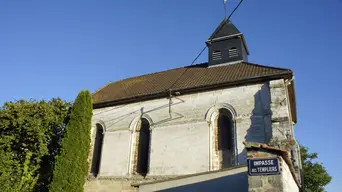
[92,62,292,107]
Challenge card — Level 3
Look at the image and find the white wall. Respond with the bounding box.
[282,158,300,192]
[99,131,131,176]
[149,122,209,175]
[90,81,283,177]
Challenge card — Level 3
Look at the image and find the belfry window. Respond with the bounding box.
[228,47,238,58]
[212,50,222,60]
[91,124,104,177]
[136,118,151,176]
[217,108,234,168]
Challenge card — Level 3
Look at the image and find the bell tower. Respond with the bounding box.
[206,18,249,67]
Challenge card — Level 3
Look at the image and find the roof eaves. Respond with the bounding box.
[93,91,169,109]
[288,79,297,124]
[206,33,242,43]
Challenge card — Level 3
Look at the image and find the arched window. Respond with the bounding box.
[90,124,104,177]
[136,118,151,176]
[217,108,234,168]
[212,50,222,61]
[228,47,238,58]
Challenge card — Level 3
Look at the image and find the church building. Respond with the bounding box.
[85,18,302,192]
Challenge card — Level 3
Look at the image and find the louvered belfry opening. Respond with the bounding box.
[228,47,239,58]
[137,118,151,176]
[212,50,222,61]
[91,124,104,177]
[217,108,234,168]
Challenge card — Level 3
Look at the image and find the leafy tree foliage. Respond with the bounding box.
[301,146,331,192]
[0,99,71,192]
[50,90,93,192]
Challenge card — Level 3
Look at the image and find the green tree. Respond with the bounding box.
[50,90,93,192]
[0,98,70,192]
[301,146,331,192]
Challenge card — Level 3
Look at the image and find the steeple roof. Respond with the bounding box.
[208,18,241,41]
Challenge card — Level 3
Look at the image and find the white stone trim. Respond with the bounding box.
[128,114,153,176]
[128,129,136,175]
[128,118,139,175]
[205,103,238,170]
[90,121,106,177]
[129,114,154,132]
[208,109,219,171]
[93,120,107,133]
[205,103,237,122]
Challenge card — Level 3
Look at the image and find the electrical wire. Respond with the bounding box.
[190,0,245,65]
[102,1,246,127]
[168,0,245,92]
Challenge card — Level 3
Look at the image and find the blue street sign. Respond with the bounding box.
[248,158,280,176]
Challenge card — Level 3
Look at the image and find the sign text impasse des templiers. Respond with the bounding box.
[248,158,280,176]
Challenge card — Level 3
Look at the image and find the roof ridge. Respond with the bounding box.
[242,61,292,72]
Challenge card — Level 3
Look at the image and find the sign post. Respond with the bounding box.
[248,158,280,176]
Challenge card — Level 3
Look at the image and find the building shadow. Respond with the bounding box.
[237,83,272,165]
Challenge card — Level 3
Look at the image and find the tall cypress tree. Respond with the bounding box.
[50,90,92,192]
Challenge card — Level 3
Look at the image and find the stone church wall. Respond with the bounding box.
[84,180,137,192]
[269,79,301,173]
[90,81,282,176]
[99,130,131,176]
[149,121,209,175]
[269,79,294,140]
[86,79,295,191]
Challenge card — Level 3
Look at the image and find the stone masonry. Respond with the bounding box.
[85,79,297,191]
[246,142,301,192]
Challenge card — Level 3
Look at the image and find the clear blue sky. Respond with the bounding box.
[1,0,341,191]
